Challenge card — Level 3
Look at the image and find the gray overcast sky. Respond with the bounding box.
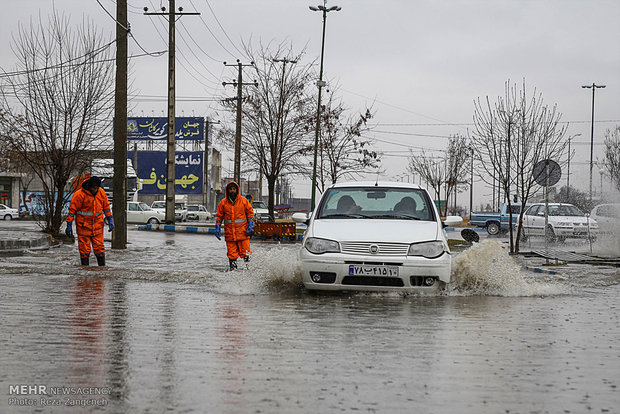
[2,0,619,205]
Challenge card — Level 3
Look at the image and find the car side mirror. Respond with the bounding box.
[292,212,310,225]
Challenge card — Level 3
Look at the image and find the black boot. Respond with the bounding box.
[243,256,250,263]
[229,259,237,271]
[96,254,106,267]
[80,256,89,266]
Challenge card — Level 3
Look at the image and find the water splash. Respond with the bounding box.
[450,239,565,296]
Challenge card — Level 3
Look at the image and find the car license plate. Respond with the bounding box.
[349,265,399,277]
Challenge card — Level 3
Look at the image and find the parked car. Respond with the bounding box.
[470,202,530,235]
[590,203,620,234]
[252,200,271,222]
[186,204,211,221]
[519,203,598,242]
[174,202,188,222]
[150,201,187,222]
[0,204,19,220]
[292,181,462,292]
[151,200,166,214]
[127,201,165,224]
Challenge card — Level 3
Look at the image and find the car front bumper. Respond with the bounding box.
[298,249,452,292]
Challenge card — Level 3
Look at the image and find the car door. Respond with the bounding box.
[522,205,539,237]
[127,202,141,223]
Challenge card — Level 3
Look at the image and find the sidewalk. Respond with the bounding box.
[0,221,51,256]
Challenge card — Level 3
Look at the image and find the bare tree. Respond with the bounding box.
[0,13,115,234]
[471,80,567,252]
[219,41,315,220]
[305,90,380,191]
[407,134,470,217]
[602,126,620,193]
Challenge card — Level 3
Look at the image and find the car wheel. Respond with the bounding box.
[148,218,159,224]
[545,226,556,243]
[4,214,12,221]
[487,222,500,236]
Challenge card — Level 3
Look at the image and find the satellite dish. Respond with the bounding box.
[533,159,561,186]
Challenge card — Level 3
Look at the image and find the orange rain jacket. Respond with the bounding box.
[66,183,112,237]
[216,181,254,242]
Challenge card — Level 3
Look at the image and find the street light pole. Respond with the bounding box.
[310,2,341,211]
[582,83,606,202]
[566,133,580,201]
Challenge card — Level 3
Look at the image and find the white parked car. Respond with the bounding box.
[590,203,620,235]
[0,204,19,220]
[292,181,462,292]
[186,204,211,221]
[127,201,165,224]
[252,200,271,222]
[150,201,187,222]
[520,203,598,242]
[151,200,166,215]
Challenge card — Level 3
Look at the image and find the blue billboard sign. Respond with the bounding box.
[129,151,203,195]
[127,117,204,141]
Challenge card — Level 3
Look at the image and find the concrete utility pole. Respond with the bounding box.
[144,1,199,223]
[222,60,256,184]
[112,0,128,249]
[581,83,606,202]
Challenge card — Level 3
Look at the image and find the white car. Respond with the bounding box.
[292,181,462,292]
[0,204,19,220]
[127,201,165,224]
[151,200,166,214]
[186,204,211,221]
[590,203,620,235]
[150,201,187,222]
[252,200,271,222]
[520,203,598,242]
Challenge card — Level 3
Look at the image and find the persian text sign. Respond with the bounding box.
[127,117,204,141]
[129,151,203,194]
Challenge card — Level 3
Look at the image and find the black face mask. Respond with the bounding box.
[228,187,238,201]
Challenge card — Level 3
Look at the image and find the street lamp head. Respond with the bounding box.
[309,6,319,11]
[582,85,591,89]
[328,6,342,11]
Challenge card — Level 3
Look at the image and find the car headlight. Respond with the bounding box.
[408,241,447,258]
[556,221,571,227]
[304,237,340,254]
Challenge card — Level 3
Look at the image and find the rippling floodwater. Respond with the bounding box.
[1,229,619,413]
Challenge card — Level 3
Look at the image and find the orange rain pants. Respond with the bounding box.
[78,234,105,260]
[225,239,252,260]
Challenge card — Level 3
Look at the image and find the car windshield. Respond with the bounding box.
[175,203,184,209]
[252,201,266,209]
[317,187,435,221]
[152,201,165,208]
[187,206,198,211]
[139,202,151,211]
[547,205,584,216]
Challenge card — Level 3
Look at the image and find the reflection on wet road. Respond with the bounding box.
[0,229,618,413]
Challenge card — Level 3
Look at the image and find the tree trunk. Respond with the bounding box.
[267,176,276,222]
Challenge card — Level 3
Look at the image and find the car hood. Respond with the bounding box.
[309,218,440,243]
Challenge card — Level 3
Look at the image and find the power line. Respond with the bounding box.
[95,0,130,31]
[187,0,237,59]
[177,19,221,63]
[373,130,455,139]
[202,0,245,56]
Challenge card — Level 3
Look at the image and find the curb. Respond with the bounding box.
[523,266,560,275]
[445,227,486,232]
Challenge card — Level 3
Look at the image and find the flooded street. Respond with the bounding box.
[1,226,619,413]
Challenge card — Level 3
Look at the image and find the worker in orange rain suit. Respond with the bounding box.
[215,181,254,270]
[65,176,114,266]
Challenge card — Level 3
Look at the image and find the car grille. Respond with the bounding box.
[342,276,404,287]
[340,241,409,256]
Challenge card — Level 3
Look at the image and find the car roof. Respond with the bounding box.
[328,181,423,190]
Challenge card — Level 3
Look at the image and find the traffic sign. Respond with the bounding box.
[533,159,561,186]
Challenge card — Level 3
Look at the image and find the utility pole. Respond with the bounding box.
[112,0,128,249]
[222,60,256,184]
[581,83,606,203]
[144,2,199,224]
